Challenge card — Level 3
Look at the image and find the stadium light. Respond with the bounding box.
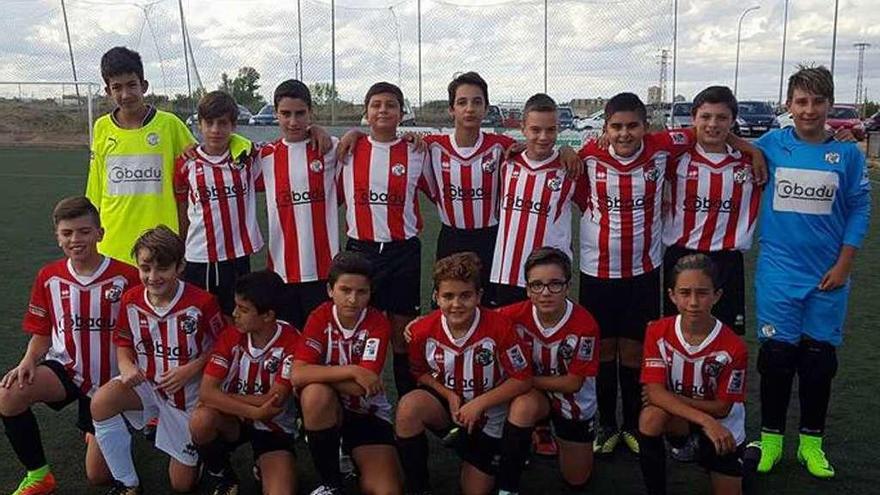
[734,5,761,97]
[778,0,790,106]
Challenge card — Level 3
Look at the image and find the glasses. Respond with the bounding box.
[526,279,569,294]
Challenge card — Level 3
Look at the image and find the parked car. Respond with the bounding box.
[666,102,694,129]
[236,104,253,125]
[573,110,605,130]
[481,104,503,127]
[826,105,864,133]
[502,108,522,128]
[249,104,277,125]
[735,101,779,137]
[776,111,795,128]
[558,106,574,129]
[865,111,880,132]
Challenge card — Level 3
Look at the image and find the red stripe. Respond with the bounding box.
[461,162,476,229]
[78,286,92,393]
[440,153,455,226]
[596,166,611,278]
[60,282,77,374]
[508,172,537,285]
[352,140,375,241]
[275,146,302,282]
[306,146,332,278]
[498,162,517,280]
[677,163,699,246]
[473,344,486,398]
[722,171,744,250]
[554,172,575,223]
[387,142,409,240]
[230,164,254,256]
[137,313,155,382]
[697,172,723,251]
[194,166,219,262]
[211,167,237,259]
[746,181,761,239]
[174,316,189,409]
[641,171,658,273]
[481,153,494,227]
[100,285,113,385]
[529,173,552,250]
[618,173,634,277]
[453,352,465,398]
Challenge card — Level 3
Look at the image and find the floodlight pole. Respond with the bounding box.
[778,0,789,106]
[60,0,80,102]
[831,0,839,76]
[734,6,760,97]
[297,0,304,79]
[177,0,194,115]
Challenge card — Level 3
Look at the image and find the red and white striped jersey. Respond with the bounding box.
[576,130,694,278]
[204,322,300,434]
[424,132,515,229]
[23,257,139,397]
[256,138,340,283]
[114,281,224,411]
[491,151,577,288]
[498,300,600,421]
[409,308,532,438]
[663,145,761,252]
[339,136,435,242]
[174,147,263,263]
[642,315,748,444]
[295,302,393,422]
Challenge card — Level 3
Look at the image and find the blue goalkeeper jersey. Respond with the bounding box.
[755,127,871,286]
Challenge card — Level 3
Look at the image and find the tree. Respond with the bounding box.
[217,67,266,112]
[864,100,878,117]
[309,83,339,106]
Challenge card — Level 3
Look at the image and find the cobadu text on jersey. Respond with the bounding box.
[353,188,407,207]
[444,184,486,200]
[192,183,250,203]
[276,189,326,207]
[109,165,162,183]
[59,314,117,333]
[134,340,196,360]
[598,195,648,212]
[671,379,715,398]
[682,195,740,214]
[227,378,270,395]
[775,180,837,202]
[502,193,550,215]
[442,373,491,391]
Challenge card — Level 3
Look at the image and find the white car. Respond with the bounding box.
[776,112,794,128]
[573,110,605,131]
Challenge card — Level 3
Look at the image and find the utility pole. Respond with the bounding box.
[778,0,790,106]
[177,0,194,115]
[60,0,80,102]
[854,42,871,115]
[831,0,840,75]
[659,49,669,104]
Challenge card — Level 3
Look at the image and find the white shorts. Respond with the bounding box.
[121,379,199,467]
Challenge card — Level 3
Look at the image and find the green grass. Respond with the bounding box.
[0,147,878,494]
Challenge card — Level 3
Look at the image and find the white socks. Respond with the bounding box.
[93,415,139,487]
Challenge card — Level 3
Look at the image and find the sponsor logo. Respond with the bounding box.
[682,195,738,213]
[354,188,407,207]
[193,183,250,202]
[444,184,486,200]
[146,133,160,146]
[507,345,528,371]
[277,189,326,207]
[105,154,164,195]
[264,356,281,373]
[362,337,381,361]
[672,379,708,397]
[60,314,117,332]
[109,165,162,184]
[228,378,269,394]
[727,369,745,394]
[775,180,836,201]
[310,159,324,172]
[577,336,595,361]
[134,340,194,360]
[474,347,495,366]
[183,443,197,458]
[773,168,838,215]
[502,193,549,215]
[444,374,490,390]
[104,284,124,302]
[391,163,406,176]
[600,195,647,212]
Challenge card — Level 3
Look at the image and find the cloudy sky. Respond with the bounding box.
[1,0,877,107]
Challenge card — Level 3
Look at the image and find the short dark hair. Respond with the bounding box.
[100,46,145,85]
[787,64,834,104]
[274,79,312,109]
[524,247,572,282]
[604,92,647,122]
[131,225,185,267]
[433,252,482,291]
[53,196,100,227]
[523,93,557,118]
[692,86,738,119]
[328,252,374,287]
[198,91,238,123]
[364,82,404,111]
[447,72,489,108]
[670,253,720,289]
[235,270,285,315]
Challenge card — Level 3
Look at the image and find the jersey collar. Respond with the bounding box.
[441,308,481,348]
[248,322,284,358]
[332,305,367,339]
[144,280,185,317]
[531,299,573,338]
[674,314,722,355]
[66,256,110,286]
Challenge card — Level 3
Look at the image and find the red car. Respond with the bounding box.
[502,109,522,129]
[826,105,865,137]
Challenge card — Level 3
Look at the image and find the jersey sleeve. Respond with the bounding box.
[22,269,51,335]
[173,157,190,201]
[201,296,225,340]
[497,133,517,149]
[640,322,667,385]
[716,341,748,403]
[112,291,136,348]
[417,148,438,201]
[573,174,590,211]
[842,147,872,249]
[654,129,695,158]
[204,327,238,379]
[566,313,601,377]
[276,333,299,386]
[496,318,532,380]
[294,312,327,364]
[356,314,391,374]
[85,124,105,211]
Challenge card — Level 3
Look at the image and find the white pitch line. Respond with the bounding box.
[0,173,83,179]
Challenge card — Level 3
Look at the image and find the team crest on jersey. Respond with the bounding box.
[310,159,324,172]
[179,314,198,335]
[351,335,366,358]
[703,358,725,378]
[547,176,564,192]
[482,157,497,174]
[733,166,752,184]
[264,356,281,373]
[146,133,160,146]
[761,324,776,338]
[670,132,687,145]
[578,336,596,361]
[104,284,124,303]
[643,165,661,182]
[474,347,494,366]
[391,163,406,176]
[557,340,575,360]
[824,152,840,165]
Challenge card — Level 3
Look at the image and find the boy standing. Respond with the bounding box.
[490,93,578,306]
[256,80,339,329]
[0,197,139,495]
[190,270,300,495]
[90,226,224,494]
[752,65,871,478]
[174,90,263,316]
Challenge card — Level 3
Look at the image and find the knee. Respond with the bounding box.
[169,470,199,493]
[798,338,838,380]
[299,384,335,415]
[90,388,114,422]
[0,387,26,416]
[563,474,592,492]
[394,393,425,434]
[188,406,219,444]
[359,479,401,495]
[638,405,667,436]
[758,339,799,377]
[507,394,542,427]
[85,468,112,487]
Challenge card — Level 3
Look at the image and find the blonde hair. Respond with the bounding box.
[787,64,834,103]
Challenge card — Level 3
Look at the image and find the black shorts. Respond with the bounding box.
[436,224,499,307]
[579,268,661,341]
[419,386,501,475]
[340,410,396,452]
[663,246,746,335]
[696,434,745,477]
[40,360,93,434]
[232,422,297,461]
[183,256,251,315]
[346,237,421,316]
[277,280,330,330]
[491,283,528,308]
[550,413,597,444]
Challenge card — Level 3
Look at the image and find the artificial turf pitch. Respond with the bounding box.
[0,147,877,494]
